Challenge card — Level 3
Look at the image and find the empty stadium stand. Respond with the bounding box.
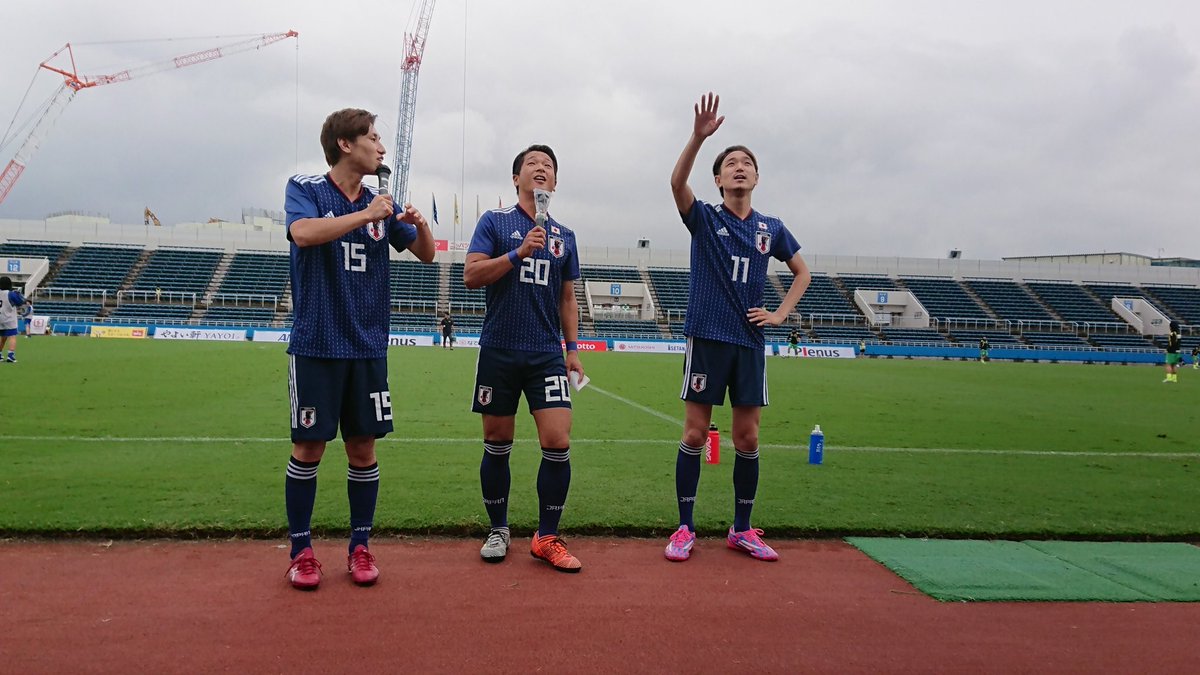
[947,329,1022,346]
[580,265,644,283]
[448,263,487,312]
[108,303,194,323]
[46,244,142,293]
[963,279,1056,323]
[390,259,440,311]
[0,240,69,264]
[1142,285,1200,324]
[898,276,990,320]
[202,306,276,326]
[647,267,690,318]
[1025,280,1120,324]
[879,328,950,344]
[26,300,102,319]
[217,251,289,298]
[130,247,222,295]
[591,319,661,339]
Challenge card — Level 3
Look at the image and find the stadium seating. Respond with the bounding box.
[389,311,439,332]
[448,262,487,312]
[0,239,69,265]
[1141,285,1200,324]
[898,276,990,320]
[389,259,439,311]
[26,300,102,319]
[448,313,485,334]
[1086,333,1156,349]
[1020,331,1092,348]
[963,279,1056,323]
[947,329,1022,346]
[130,247,222,295]
[581,265,643,283]
[781,272,858,317]
[1025,281,1120,324]
[879,328,950,344]
[47,244,142,293]
[108,303,194,323]
[217,251,289,297]
[203,306,277,326]
[837,274,899,295]
[647,267,690,317]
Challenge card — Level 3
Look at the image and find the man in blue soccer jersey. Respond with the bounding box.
[0,276,31,362]
[282,108,435,590]
[664,93,812,563]
[463,144,585,573]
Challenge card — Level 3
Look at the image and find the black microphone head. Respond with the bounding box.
[375,164,392,190]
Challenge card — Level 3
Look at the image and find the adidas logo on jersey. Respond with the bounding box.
[716,227,730,237]
[323,211,335,219]
[510,230,522,239]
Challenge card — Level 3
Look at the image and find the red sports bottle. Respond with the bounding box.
[705,423,720,464]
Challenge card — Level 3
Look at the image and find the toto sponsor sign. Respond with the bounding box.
[563,339,608,352]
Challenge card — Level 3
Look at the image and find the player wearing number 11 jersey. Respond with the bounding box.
[664,93,812,563]
[281,108,435,590]
[464,144,586,573]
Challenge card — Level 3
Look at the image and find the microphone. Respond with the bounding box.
[533,188,552,228]
[375,164,392,194]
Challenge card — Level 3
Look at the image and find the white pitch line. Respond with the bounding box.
[0,435,1195,459]
[585,384,683,426]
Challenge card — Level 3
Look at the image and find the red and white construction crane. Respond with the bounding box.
[0,31,298,206]
[391,0,436,205]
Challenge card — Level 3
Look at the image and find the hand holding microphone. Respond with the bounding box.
[367,164,395,221]
[520,188,554,257]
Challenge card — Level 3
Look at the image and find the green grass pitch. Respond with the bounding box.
[2,338,1197,539]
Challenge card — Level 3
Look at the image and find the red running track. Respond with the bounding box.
[0,538,1195,674]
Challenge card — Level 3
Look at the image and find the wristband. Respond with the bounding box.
[565,341,578,352]
[507,249,521,266]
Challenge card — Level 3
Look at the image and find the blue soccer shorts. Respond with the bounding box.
[680,336,768,407]
[288,355,393,443]
[472,347,571,416]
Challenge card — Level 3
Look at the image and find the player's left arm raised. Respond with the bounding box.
[748,252,811,327]
[559,278,584,379]
[397,203,436,262]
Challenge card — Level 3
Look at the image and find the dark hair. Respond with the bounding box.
[320,108,377,166]
[712,145,758,197]
[511,144,558,194]
[1170,320,1180,332]
[0,276,10,290]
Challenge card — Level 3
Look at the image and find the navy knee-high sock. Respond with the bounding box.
[537,447,571,536]
[347,462,380,553]
[733,447,760,532]
[676,441,702,531]
[480,440,513,529]
[285,457,320,559]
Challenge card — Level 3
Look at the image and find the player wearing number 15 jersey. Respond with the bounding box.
[281,108,435,590]
[464,144,586,573]
[664,93,812,564]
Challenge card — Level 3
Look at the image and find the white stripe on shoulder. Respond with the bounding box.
[491,206,517,215]
[291,174,326,185]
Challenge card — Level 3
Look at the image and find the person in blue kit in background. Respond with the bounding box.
[281,108,435,590]
[463,144,586,573]
[664,93,812,563]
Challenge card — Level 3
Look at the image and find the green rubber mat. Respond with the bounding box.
[846,538,1200,602]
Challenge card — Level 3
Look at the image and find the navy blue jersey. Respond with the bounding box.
[285,173,417,359]
[682,199,801,349]
[467,205,580,352]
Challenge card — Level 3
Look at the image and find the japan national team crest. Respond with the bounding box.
[299,407,317,429]
[477,385,493,406]
[366,220,385,241]
[755,231,772,254]
[690,373,707,393]
[548,235,565,258]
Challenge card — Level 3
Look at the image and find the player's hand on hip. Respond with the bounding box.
[694,92,725,139]
[398,203,428,227]
[519,226,546,258]
[366,194,394,221]
[747,307,784,327]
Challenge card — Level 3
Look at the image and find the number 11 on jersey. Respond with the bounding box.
[730,255,749,283]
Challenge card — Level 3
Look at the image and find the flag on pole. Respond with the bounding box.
[432,193,439,225]
[453,194,460,225]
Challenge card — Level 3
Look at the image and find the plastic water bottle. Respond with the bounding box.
[705,423,721,465]
[808,424,824,465]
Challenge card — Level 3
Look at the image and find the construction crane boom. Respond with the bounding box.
[391,0,436,205]
[0,31,298,206]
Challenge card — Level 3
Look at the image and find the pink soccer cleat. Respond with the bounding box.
[347,545,380,586]
[726,527,779,561]
[286,547,322,590]
[664,525,696,562]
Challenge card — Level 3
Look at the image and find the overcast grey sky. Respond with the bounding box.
[1,1,1197,259]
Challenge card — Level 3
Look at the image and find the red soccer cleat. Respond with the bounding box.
[286,547,322,590]
[347,545,380,586]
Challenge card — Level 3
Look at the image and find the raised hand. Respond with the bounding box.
[694,92,725,139]
[397,203,428,227]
